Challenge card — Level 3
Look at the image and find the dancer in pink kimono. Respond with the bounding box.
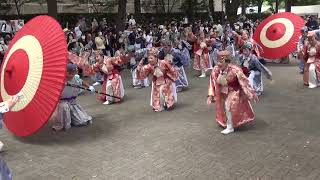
[136,47,179,112]
[189,31,213,78]
[80,52,129,104]
[96,55,128,104]
[303,34,320,88]
[233,30,262,57]
[207,51,259,134]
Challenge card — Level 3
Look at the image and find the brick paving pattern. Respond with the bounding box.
[1,63,320,180]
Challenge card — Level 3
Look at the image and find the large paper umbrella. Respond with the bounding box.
[253,12,304,59]
[0,15,67,137]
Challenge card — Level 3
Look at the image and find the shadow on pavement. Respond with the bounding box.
[11,115,117,146]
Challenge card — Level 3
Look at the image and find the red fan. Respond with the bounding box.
[0,15,67,137]
[253,12,305,59]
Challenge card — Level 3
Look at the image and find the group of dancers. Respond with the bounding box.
[2,22,319,137]
[62,23,278,135]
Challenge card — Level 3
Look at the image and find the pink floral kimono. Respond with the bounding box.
[188,32,213,71]
[303,41,320,88]
[234,32,262,57]
[80,54,128,103]
[193,39,213,71]
[137,60,179,111]
[208,64,257,128]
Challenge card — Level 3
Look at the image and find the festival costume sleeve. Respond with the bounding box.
[136,64,153,80]
[235,68,256,100]
[182,40,192,50]
[208,69,217,97]
[233,32,244,47]
[173,50,188,66]
[68,51,87,68]
[163,60,179,81]
[316,43,320,59]
[252,40,263,57]
[187,32,197,42]
[180,50,190,66]
[253,56,272,79]
[303,44,309,62]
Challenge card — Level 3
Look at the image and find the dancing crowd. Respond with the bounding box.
[60,15,274,135]
[1,14,320,140]
[0,13,319,180]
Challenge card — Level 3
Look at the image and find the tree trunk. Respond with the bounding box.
[47,0,58,19]
[285,0,291,12]
[89,0,99,13]
[257,0,263,13]
[241,0,246,15]
[117,0,127,31]
[134,0,141,19]
[209,0,214,14]
[13,0,21,17]
[225,0,241,23]
[186,0,195,22]
[275,0,279,13]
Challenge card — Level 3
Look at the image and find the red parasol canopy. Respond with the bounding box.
[253,12,305,59]
[0,15,67,137]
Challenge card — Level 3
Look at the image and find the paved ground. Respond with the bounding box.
[1,60,320,180]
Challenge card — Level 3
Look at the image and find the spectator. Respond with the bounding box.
[128,15,136,28]
[79,17,87,32]
[100,18,107,31]
[74,23,82,40]
[306,16,319,30]
[0,37,7,64]
[16,20,24,32]
[1,20,13,38]
[91,18,99,33]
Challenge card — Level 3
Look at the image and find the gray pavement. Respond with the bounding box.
[1,62,320,180]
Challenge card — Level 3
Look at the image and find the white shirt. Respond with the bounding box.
[216,24,223,37]
[1,23,12,34]
[74,26,82,39]
[146,35,153,48]
[129,18,136,26]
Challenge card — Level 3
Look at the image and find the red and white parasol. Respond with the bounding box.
[253,12,305,59]
[0,15,67,137]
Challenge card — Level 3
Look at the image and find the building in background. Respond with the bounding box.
[4,0,224,15]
